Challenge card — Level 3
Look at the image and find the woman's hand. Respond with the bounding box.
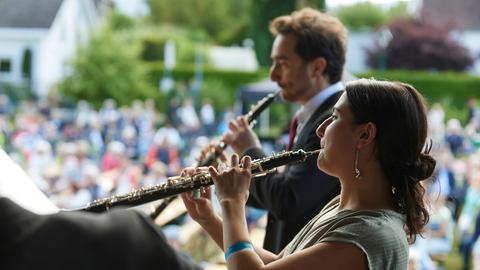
[180,167,217,226]
[209,154,252,205]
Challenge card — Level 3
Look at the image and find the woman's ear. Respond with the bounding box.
[357,122,376,148]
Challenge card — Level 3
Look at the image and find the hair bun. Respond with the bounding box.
[410,154,436,181]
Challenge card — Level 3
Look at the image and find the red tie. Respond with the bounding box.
[286,116,298,151]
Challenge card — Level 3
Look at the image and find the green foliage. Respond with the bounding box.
[298,0,326,10]
[146,0,250,45]
[141,62,295,136]
[333,1,409,30]
[250,0,296,66]
[108,10,135,31]
[334,2,386,30]
[145,0,326,66]
[141,36,164,62]
[144,62,267,84]
[58,27,154,108]
[198,78,236,114]
[143,62,267,111]
[250,0,326,66]
[21,49,32,79]
[138,26,207,64]
[216,0,252,45]
[385,2,409,20]
[357,70,480,123]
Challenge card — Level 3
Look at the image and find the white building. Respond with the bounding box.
[208,45,259,72]
[113,0,148,17]
[0,0,108,97]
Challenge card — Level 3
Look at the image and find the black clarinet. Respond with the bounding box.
[147,90,280,219]
[199,90,280,166]
[76,149,320,213]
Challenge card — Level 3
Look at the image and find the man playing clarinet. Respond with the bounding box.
[222,8,348,253]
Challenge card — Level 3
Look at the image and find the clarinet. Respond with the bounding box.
[77,149,320,213]
[199,89,280,166]
[149,89,280,219]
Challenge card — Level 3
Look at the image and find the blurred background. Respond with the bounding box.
[1,0,480,269]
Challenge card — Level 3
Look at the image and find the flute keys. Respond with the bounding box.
[167,177,180,186]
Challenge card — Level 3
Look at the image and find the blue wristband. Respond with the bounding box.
[224,241,253,261]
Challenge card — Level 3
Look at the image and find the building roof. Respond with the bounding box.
[0,0,64,29]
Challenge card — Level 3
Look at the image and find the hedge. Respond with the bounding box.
[141,62,296,136]
[356,70,480,123]
[143,61,269,112]
[144,62,268,88]
[144,67,480,109]
[141,65,480,125]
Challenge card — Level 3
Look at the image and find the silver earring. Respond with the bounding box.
[354,149,361,178]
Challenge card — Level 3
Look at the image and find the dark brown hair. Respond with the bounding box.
[269,8,348,84]
[346,79,436,243]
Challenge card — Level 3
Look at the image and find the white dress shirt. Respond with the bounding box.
[294,82,344,142]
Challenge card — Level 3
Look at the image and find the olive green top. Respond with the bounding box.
[282,196,408,270]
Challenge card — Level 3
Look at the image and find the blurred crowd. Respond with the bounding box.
[0,94,240,211]
[409,97,480,270]
[4,93,480,269]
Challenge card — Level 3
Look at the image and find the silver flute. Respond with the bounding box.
[76,149,320,213]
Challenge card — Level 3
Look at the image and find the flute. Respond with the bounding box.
[77,149,320,213]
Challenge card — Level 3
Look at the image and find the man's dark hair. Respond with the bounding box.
[270,8,348,83]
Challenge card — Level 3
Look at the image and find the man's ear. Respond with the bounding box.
[357,122,376,148]
[311,57,327,77]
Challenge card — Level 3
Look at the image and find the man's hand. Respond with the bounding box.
[222,116,261,154]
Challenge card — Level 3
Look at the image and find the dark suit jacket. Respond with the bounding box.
[0,197,202,270]
[243,91,342,253]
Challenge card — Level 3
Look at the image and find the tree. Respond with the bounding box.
[58,27,153,107]
[138,25,204,63]
[333,2,409,31]
[109,9,135,31]
[366,18,474,71]
[146,0,250,45]
[146,0,325,66]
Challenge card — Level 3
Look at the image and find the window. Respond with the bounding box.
[0,59,11,73]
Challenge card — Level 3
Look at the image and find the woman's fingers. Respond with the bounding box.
[230,153,239,168]
[181,167,196,177]
[241,156,252,172]
[209,166,219,178]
